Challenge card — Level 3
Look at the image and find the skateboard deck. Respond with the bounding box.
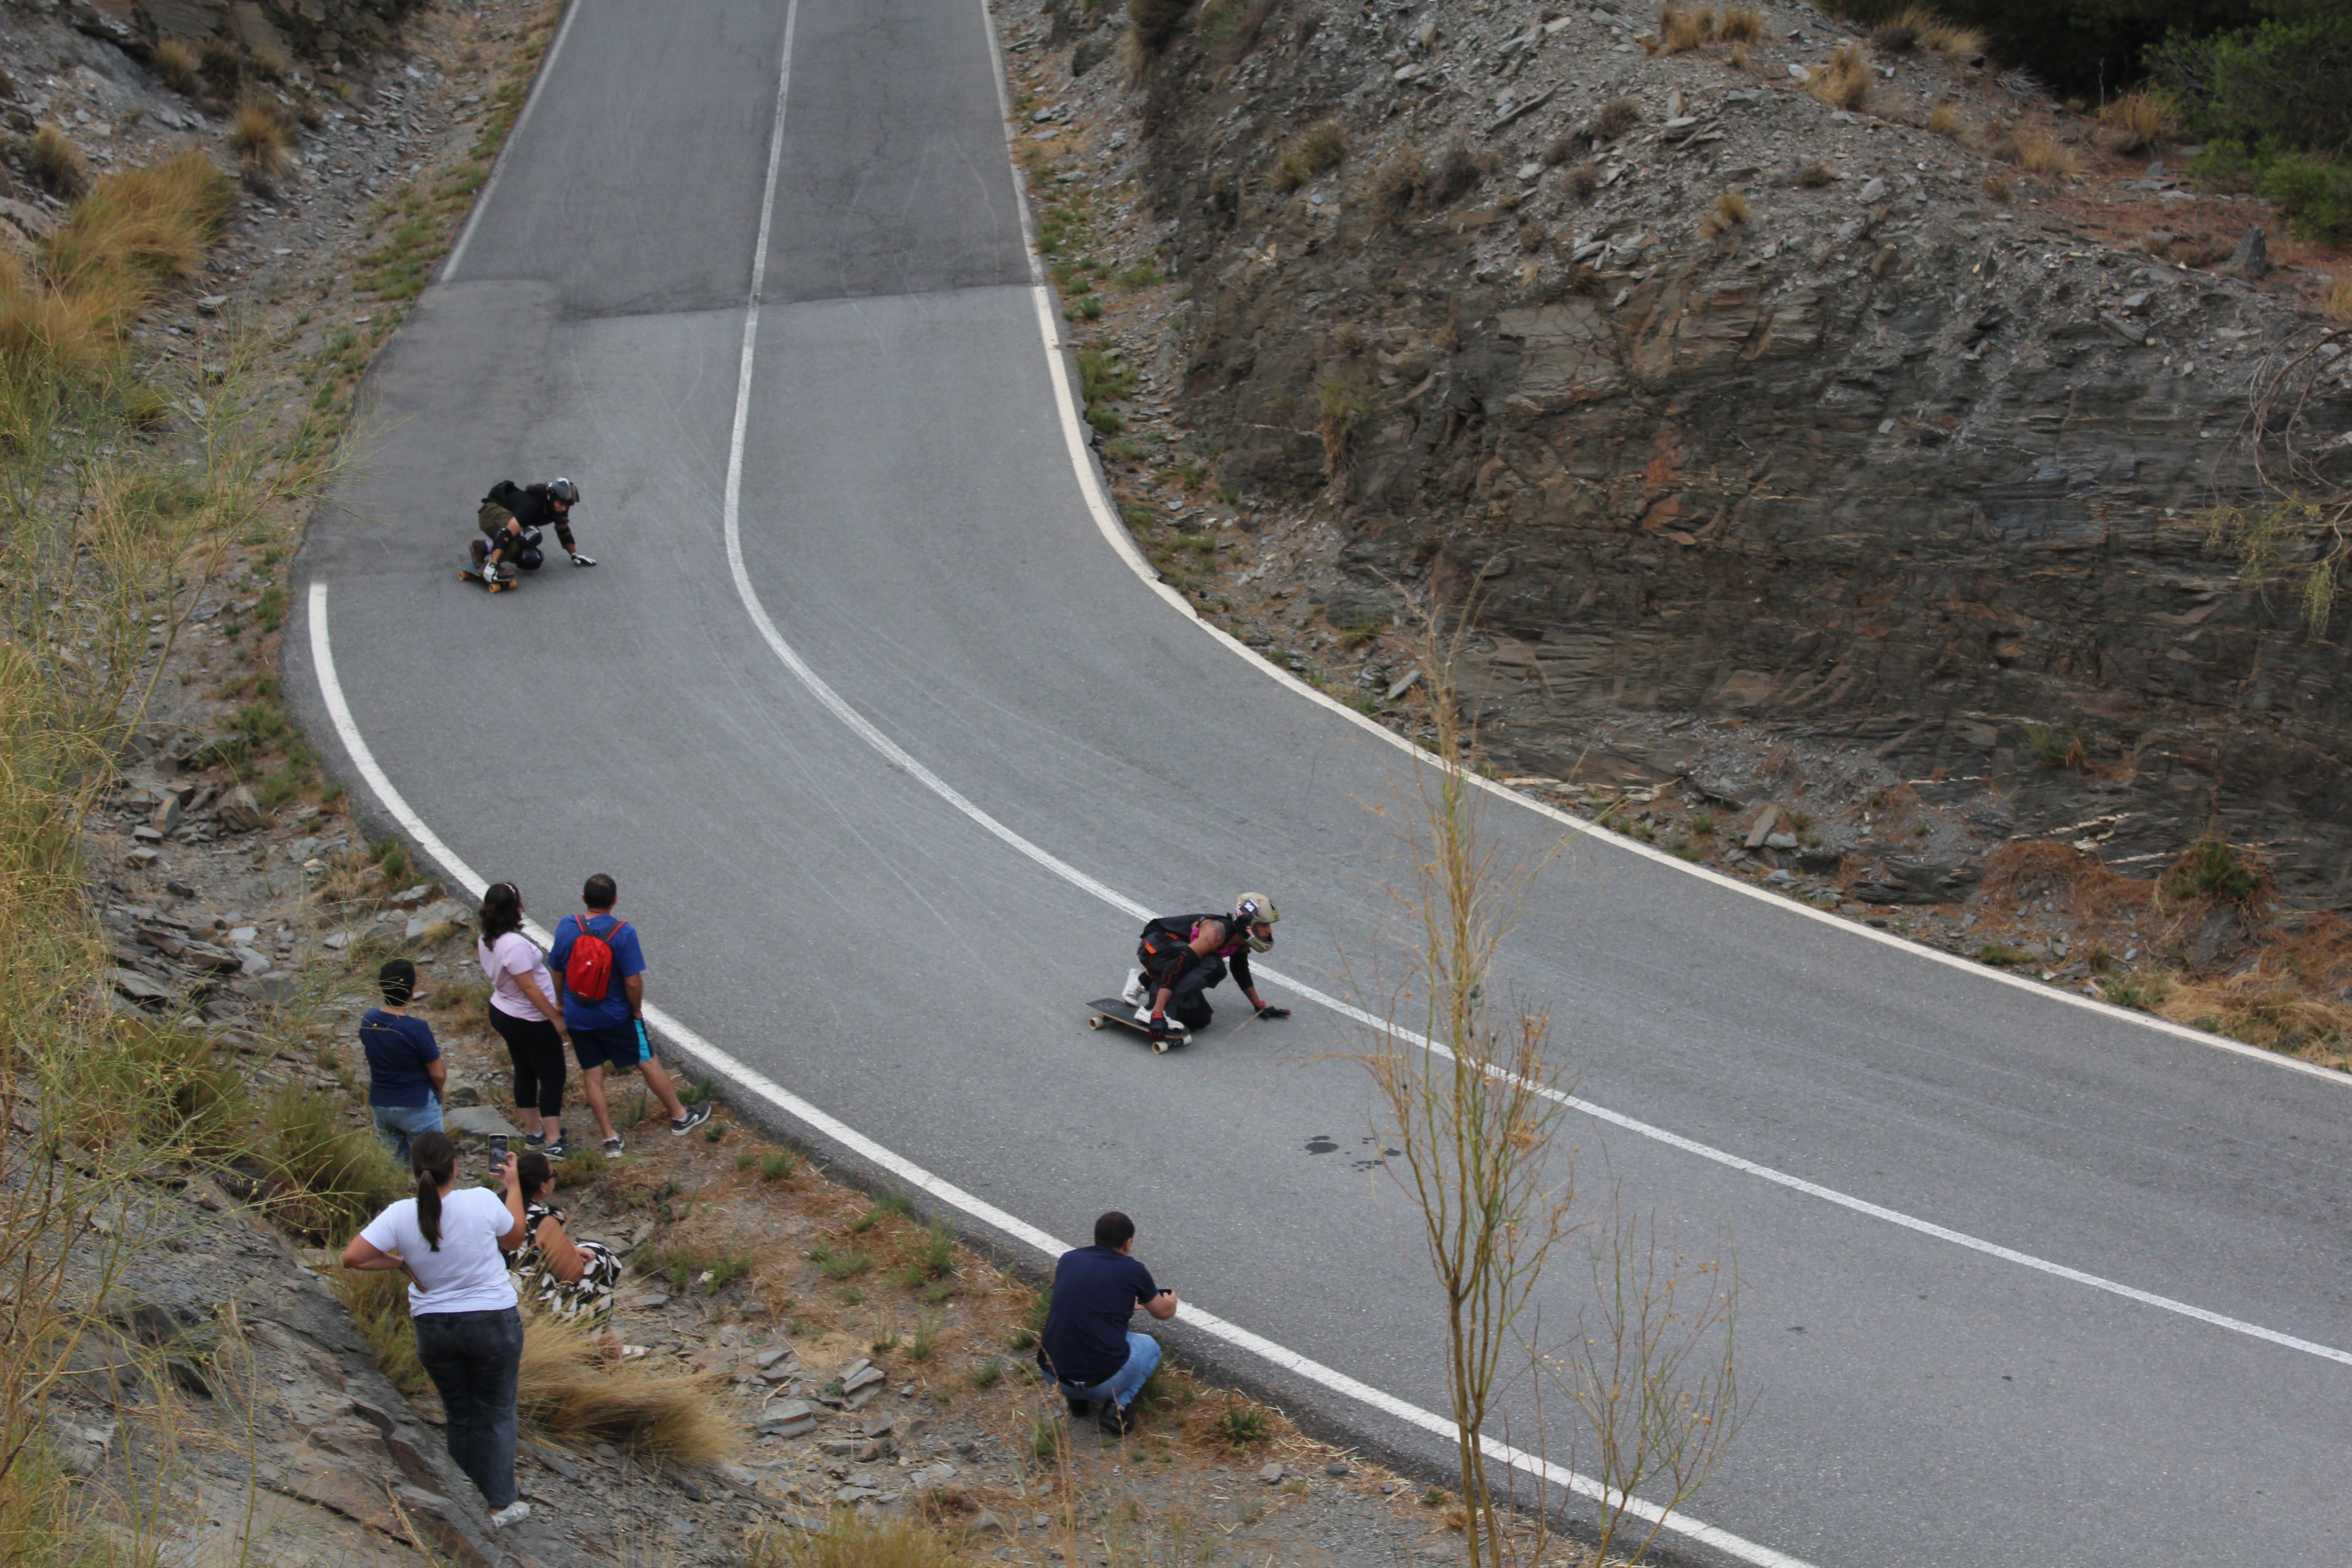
[1084,997,1189,1054]
[459,556,515,592]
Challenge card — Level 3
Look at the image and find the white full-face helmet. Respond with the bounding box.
[1232,893,1279,952]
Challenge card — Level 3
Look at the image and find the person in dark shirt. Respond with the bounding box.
[1037,1211,1178,1437]
[361,959,446,1162]
[1127,893,1290,1036]
[471,476,593,582]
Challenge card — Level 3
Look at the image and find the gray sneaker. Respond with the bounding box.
[670,1102,713,1136]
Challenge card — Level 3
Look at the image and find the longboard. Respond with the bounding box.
[458,556,516,592]
[1083,997,1189,1054]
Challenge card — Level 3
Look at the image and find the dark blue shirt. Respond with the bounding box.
[1038,1245,1159,1387]
[548,913,647,1031]
[360,1009,441,1107]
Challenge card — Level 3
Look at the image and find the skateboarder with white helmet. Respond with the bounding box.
[1123,893,1290,1037]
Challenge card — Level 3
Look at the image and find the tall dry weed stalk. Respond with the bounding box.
[1547,1196,1748,1566]
[1355,629,1577,1568]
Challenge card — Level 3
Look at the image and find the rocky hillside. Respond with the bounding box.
[1022,0,2352,909]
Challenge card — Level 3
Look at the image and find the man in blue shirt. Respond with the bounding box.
[1037,1211,1178,1437]
[361,958,445,1161]
[548,873,710,1156]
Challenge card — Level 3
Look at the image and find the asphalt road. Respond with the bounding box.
[289,1,2352,1561]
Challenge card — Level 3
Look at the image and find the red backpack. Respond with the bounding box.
[564,914,629,1003]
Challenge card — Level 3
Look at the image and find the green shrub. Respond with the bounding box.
[2254,152,2352,244]
[1821,0,2265,93]
[2167,838,2261,903]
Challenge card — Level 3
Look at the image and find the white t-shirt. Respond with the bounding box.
[358,1186,520,1316]
[479,931,556,1022]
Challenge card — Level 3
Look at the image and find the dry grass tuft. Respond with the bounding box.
[1717,4,1764,44]
[1914,11,1987,57]
[1653,4,1709,53]
[2097,87,2174,154]
[1869,15,1920,52]
[1798,161,1834,187]
[230,93,294,180]
[744,1511,977,1568]
[1270,120,1348,190]
[152,39,200,95]
[2323,275,2352,323]
[49,149,237,294]
[1927,98,1970,139]
[1982,171,2014,202]
[28,124,86,197]
[517,1309,738,1462]
[1701,186,1750,236]
[1561,161,1599,201]
[1804,43,1873,113]
[1727,38,1750,68]
[1999,129,2081,179]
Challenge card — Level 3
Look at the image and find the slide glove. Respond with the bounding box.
[1254,1004,1291,1020]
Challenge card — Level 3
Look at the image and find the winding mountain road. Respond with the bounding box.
[288,2,2352,1562]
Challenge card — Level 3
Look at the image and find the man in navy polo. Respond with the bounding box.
[1036,1211,1178,1437]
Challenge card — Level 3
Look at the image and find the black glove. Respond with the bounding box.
[1255,1004,1290,1020]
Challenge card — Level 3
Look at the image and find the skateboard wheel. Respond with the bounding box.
[1086,1016,1102,1030]
[1152,1037,1170,1054]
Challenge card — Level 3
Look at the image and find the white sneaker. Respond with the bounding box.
[1120,968,1146,1006]
[490,1501,531,1529]
[1134,1004,1154,1024]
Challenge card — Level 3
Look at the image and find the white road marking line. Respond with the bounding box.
[442,0,585,281]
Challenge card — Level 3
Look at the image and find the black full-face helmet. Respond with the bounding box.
[546,476,581,507]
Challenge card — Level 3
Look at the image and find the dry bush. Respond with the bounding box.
[1982,841,2152,924]
[2156,972,2352,1068]
[1517,220,1547,252]
[152,39,200,94]
[2323,274,2352,322]
[1422,137,1492,208]
[1316,374,1374,480]
[1869,15,1920,51]
[2098,87,2174,154]
[253,48,288,82]
[230,93,293,180]
[1718,5,1764,44]
[744,1511,977,1568]
[1927,98,1970,138]
[1562,161,1600,201]
[1804,43,1873,113]
[1297,119,1348,174]
[1701,186,1749,235]
[198,36,244,85]
[1541,129,1578,167]
[518,1309,737,1461]
[1728,39,1750,68]
[1590,96,1642,141]
[1268,150,1308,191]
[1982,172,2014,201]
[2005,130,2081,179]
[1367,144,1425,222]
[27,124,85,197]
[1652,4,1709,53]
[1798,161,1834,187]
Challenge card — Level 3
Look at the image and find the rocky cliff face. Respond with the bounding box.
[62,0,425,67]
[1067,0,2352,902]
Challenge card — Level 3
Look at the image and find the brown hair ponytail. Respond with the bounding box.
[410,1131,457,1251]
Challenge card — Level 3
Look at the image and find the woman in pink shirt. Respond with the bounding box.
[476,882,572,1157]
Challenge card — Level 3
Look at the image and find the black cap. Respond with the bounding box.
[377,958,419,1005]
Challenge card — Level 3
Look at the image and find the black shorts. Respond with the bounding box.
[571,1021,644,1073]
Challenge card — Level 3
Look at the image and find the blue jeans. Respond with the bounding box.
[412,1307,523,1509]
[371,1101,443,1164]
[1051,1333,1161,1411]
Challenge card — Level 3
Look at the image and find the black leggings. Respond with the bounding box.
[488,1006,566,1121]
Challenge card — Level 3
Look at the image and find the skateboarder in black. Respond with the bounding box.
[1125,894,1289,1036]
[469,476,593,584]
